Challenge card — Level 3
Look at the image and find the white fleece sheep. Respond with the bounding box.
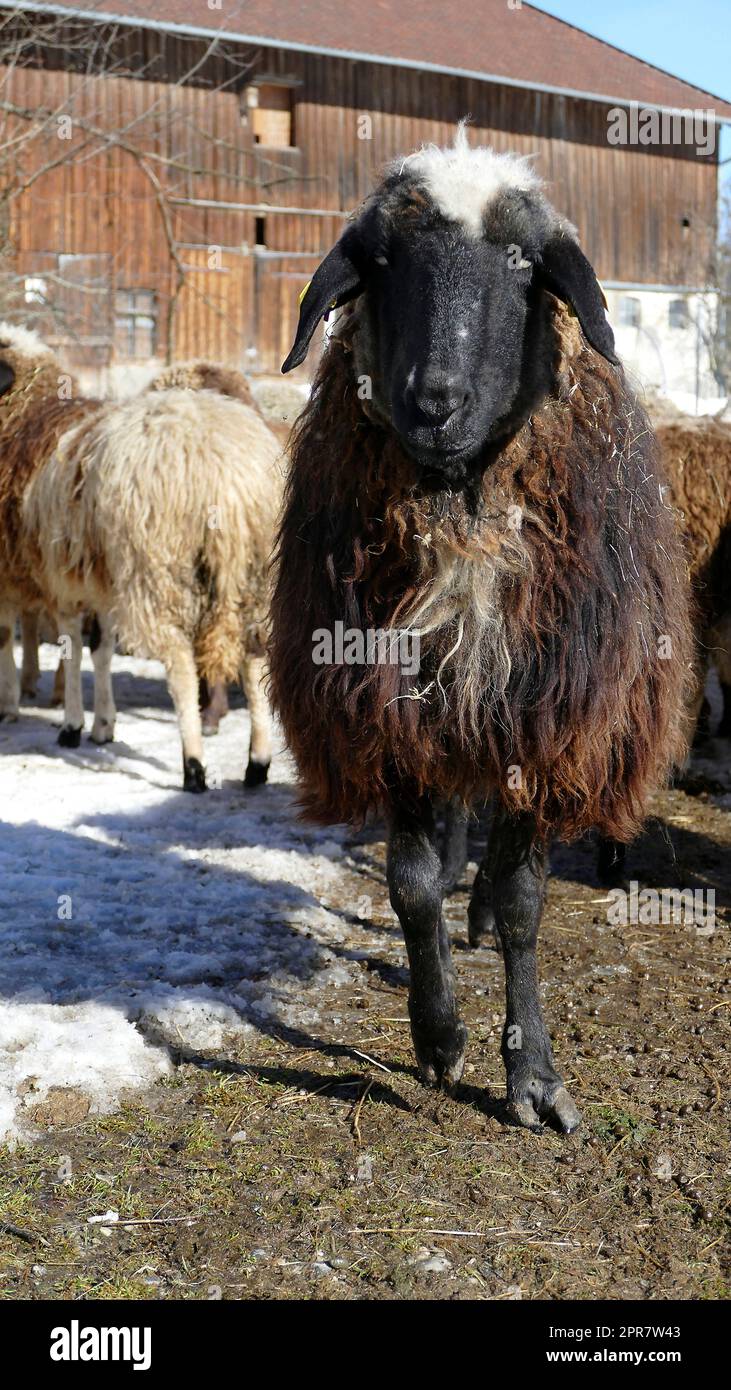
[0,325,282,790]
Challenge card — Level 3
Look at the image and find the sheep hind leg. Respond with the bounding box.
[388,795,467,1088]
[596,835,627,889]
[57,613,84,747]
[488,807,580,1133]
[89,612,116,744]
[163,633,206,792]
[440,796,469,892]
[20,611,40,698]
[0,604,19,720]
[241,654,271,788]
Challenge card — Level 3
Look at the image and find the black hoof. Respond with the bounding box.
[58,725,82,748]
[467,907,496,949]
[244,758,270,788]
[504,1068,581,1134]
[411,1015,468,1089]
[183,757,207,793]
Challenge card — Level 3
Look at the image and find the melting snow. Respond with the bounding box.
[0,644,357,1143]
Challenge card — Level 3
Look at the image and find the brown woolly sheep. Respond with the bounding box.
[269,132,694,1132]
[658,417,731,735]
[0,324,281,791]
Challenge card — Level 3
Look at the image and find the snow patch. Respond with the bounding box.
[0,646,358,1143]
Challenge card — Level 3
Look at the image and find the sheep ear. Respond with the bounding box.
[539,232,618,364]
[0,361,15,397]
[282,229,365,373]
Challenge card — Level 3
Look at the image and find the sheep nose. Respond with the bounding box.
[408,368,471,427]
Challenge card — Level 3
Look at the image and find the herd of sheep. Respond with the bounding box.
[0,130,729,1132]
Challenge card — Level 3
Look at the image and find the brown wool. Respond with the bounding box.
[270,304,696,843]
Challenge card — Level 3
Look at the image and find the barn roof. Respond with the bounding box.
[6,0,731,121]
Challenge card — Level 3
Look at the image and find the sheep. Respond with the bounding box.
[0,325,281,791]
[657,417,731,737]
[149,359,292,449]
[269,131,693,1132]
[147,359,290,736]
[596,416,731,885]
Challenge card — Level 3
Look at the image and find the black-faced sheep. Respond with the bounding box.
[269,131,693,1132]
[0,325,281,791]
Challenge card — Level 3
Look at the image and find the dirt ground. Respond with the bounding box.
[1,738,729,1302]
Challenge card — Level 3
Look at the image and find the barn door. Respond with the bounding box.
[172,248,252,365]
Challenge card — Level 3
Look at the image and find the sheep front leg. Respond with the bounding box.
[163,633,206,792]
[58,613,84,746]
[0,604,19,720]
[486,808,580,1133]
[240,654,271,787]
[89,612,116,744]
[20,611,40,698]
[387,796,467,1088]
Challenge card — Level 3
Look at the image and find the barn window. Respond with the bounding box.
[618,296,641,328]
[669,298,689,329]
[255,216,267,247]
[247,83,295,148]
[114,289,157,358]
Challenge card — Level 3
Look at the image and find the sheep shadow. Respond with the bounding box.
[0,796,417,1124]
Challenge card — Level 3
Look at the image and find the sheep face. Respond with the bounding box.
[283,138,617,486]
[357,213,538,478]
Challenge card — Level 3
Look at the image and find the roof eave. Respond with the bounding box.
[2,1,731,123]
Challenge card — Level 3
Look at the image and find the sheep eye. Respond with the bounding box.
[374,254,389,267]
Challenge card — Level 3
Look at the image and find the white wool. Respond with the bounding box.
[0,320,54,360]
[395,123,541,238]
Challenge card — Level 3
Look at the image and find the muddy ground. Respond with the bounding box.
[1,741,729,1301]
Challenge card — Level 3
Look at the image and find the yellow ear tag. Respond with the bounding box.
[298,279,338,313]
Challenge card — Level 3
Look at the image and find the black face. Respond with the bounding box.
[365,219,534,473]
[282,181,617,487]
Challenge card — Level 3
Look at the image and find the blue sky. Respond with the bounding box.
[534,0,730,180]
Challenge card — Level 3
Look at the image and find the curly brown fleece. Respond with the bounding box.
[270,305,694,843]
[656,419,731,682]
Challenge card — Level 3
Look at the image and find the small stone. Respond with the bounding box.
[355,1154,373,1184]
[652,1152,673,1181]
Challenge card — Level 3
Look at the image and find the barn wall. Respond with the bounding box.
[0,21,718,375]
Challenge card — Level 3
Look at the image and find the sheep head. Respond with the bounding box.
[0,322,59,403]
[283,128,616,484]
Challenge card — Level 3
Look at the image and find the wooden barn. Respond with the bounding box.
[0,0,729,397]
